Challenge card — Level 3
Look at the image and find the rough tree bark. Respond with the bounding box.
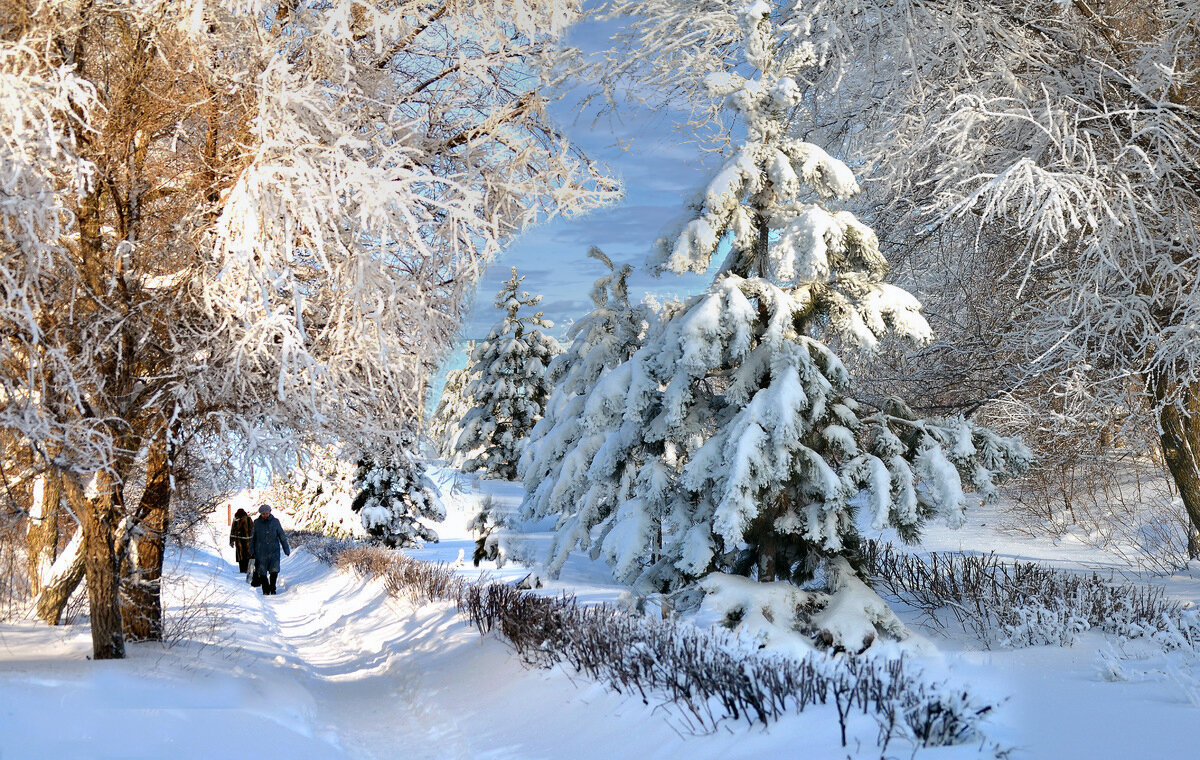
[33,527,84,625]
[66,472,126,659]
[121,434,170,641]
[1156,379,1200,559]
[25,470,62,597]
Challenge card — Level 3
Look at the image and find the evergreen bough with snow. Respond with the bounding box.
[428,359,477,464]
[532,3,1030,648]
[351,446,445,548]
[457,269,561,480]
[520,248,650,514]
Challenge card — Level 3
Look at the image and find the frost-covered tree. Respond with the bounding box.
[540,4,1030,597]
[458,269,562,480]
[0,1,614,658]
[428,359,477,464]
[351,445,444,548]
[270,449,359,539]
[519,248,650,519]
[583,0,1200,555]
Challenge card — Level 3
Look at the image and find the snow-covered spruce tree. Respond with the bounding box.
[469,495,505,566]
[519,248,650,519]
[457,269,562,480]
[427,359,477,465]
[540,4,1030,621]
[587,1,1200,556]
[350,444,444,548]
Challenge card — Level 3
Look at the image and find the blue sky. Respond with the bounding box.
[462,23,722,346]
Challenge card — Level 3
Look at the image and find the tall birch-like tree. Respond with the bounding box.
[0,0,615,658]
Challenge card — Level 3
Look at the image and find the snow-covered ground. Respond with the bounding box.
[2,468,1200,759]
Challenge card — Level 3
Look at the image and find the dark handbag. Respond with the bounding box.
[248,558,261,587]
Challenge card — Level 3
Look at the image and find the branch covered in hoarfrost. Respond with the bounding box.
[0,0,619,477]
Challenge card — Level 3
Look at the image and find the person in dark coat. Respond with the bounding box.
[229,508,254,574]
[250,503,291,595]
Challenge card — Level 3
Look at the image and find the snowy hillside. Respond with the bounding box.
[4,468,1199,759]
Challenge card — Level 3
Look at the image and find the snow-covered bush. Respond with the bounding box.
[286,533,361,566]
[469,496,506,567]
[882,684,993,750]
[1000,603,1088,648]
[458,269,562,480]
[690,560,918,655]
[351,447,445,548]
[534,4,1030,634]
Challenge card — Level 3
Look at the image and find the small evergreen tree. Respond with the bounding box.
[469,495,505,566]
[351,443,445,548]
[536,4,1030,597]
[428,356,477,464]
[457,268,561,480]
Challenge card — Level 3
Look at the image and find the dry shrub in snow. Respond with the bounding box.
[285,532,360,567]
[1023,466,1191,577]
[160,574,232,650]
[863,541,1200,649]
[983,397,1193,574]
[332,546,1000,751]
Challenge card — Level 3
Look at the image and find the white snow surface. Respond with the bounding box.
[3,468,1200,758]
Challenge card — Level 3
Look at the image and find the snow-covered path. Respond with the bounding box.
[5,484,1200,759]
[0,543,569,759]
[0,537,836,760]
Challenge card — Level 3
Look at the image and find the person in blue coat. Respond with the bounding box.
[250,504,291,595]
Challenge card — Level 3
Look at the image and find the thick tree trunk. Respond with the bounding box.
[66,24,127,657]
[25,471,62,597]
[121,436,170,641]
[748,495,782,583]
[1157,381,1200,559]
[67,474,126,659]
[33,527,85,625]
[757,533,778,582]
